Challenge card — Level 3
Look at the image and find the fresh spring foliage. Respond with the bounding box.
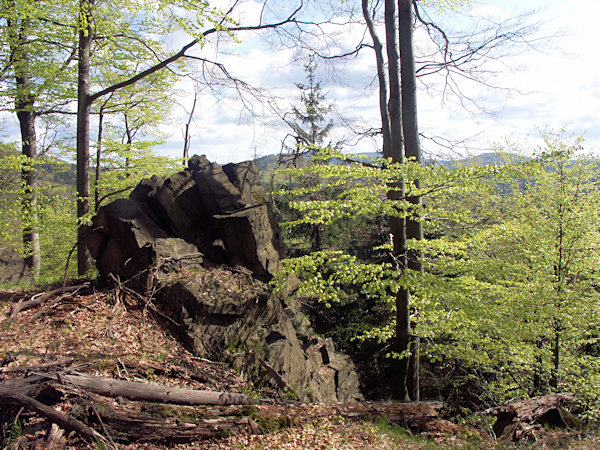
[94,148,182,210]
[0,146,77,283]
[275,132,600,417]
[426,132,600,418]
[0,144,181,282]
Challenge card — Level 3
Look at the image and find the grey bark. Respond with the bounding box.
[398,0,422,401]
[76,0,93,276]
[16,103,41,278]
[94,106,105,212]
[183,89,198,165]
[44,372,254,406]
[362,0,392,158]
[382,0,410,401]
[8,15,41,278]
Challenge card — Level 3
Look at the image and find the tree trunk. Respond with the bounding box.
[398,0,422,402]
[79,399,444,444]
[398,0,423,222]
[124,113,133,177]
[16,106,41,278]
[551,328,560,390]
[45,372,254,406]
[483,393,578,442]
[312,224,321,252]
[362,0,391,158]
[383,0,410,401]
[76,0,93,276]
[9,15,41,278]
[0,387,99,443]
[94,109,104,212]
[183,89,198,165]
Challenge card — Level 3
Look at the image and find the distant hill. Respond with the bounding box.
[253,151,529,173]
[0,148,76,190]
[431,152,530,168]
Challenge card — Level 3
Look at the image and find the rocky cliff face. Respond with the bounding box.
[85,155,363,403]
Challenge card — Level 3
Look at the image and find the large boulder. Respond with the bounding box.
[156,268,363,403]
[86,155,281,282]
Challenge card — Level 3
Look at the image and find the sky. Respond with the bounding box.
[155,0,600,164]
[1,0,597,165]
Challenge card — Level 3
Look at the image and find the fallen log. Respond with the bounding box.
[76,396,445,444]
[72,396,256,444]
[0,386,105,445]
[9,284,89,320]
[35,371,254,406]
[2,372,447,445]
[0,357,75,374]
[483,392,579,441]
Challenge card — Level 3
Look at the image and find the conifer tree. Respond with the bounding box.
[282,57,336,252]
[289,57,334,154]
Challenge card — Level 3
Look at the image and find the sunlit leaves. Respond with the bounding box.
[278,131,600,416]
[278,148,496,229]
[427,131,600,416]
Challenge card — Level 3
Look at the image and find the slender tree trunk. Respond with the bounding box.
[362,0,392,158]
[398,0,422,401]
[9,16,41,278]
[312,225,321,252]
[533,341,544,394]
[383,0,410,401]
[551,172,565,390]
[16,106,41,278]
[183,89,198,165]
[551,328,560,390]
[76,0,93,276]
[124,113,132,177]
[94,109,104,212]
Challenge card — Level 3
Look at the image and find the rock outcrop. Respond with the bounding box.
[0,247,32,283]
[85,155,363,403]
[86,154,280,282]
[157,268,363,403]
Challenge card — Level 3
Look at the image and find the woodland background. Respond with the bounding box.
[1,0,599,446]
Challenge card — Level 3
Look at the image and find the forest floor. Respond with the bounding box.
[1,282,598,449]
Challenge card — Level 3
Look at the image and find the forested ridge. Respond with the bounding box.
[1,0,600,448]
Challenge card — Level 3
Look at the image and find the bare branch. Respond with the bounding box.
[88,2,304,105]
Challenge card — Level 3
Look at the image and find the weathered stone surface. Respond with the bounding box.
[86,198,169,277]
[0,247,33,283]
[120,238,203,285]
[156,270,363,403]
[86,155,280,281]
[222,161,267,205]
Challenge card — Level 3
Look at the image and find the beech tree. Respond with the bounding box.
[418,132,600,417]
[0,0,77,277]
[278,0,539,400]
[92,66,177,210]
[361,0,425,400]
[73,0,305,275]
